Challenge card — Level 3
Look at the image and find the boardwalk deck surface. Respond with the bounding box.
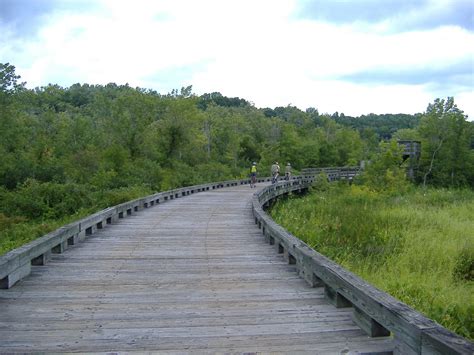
[0,184,394,354]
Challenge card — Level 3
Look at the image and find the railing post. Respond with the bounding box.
[352,307,390,337]
[0,263,31,289]
[324,285,352,308]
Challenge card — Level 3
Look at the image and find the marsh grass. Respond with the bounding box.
[270,183,474,339]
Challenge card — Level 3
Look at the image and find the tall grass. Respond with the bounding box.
[270,183,474,340]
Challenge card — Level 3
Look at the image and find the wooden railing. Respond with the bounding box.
[300,166,361,180]
[1,167,472,354]
[0,176,271,289]
[252,169,473,355]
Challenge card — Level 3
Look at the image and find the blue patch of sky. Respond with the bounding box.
[295,0,473,32]
[338,58,473,91]
[153,12,172,22]
[0,0,51,37]
[0,0,101,38]
[142,60,213,94]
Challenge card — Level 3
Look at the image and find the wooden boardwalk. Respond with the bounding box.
[0,184,394,354]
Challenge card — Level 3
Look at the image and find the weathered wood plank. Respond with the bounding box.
[1,331,393,354]
[0,183,394,353]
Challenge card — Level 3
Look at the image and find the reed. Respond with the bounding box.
[270,184,474,339]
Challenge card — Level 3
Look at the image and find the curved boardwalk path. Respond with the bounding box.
[0,184,393,353]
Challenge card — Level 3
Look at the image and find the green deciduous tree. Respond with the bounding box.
[360,140,408,192]
[3,62,473,256]
[418,98,474,187]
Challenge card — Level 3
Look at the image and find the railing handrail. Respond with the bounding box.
[2,167,472,354]
[0,175,272,288]
[251,170,473,355]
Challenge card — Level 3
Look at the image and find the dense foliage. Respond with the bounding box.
[0,61,473,278]
[334,112,421,139]
[1,62,473,340]
[0,63,373,253]
[0,64,374,197]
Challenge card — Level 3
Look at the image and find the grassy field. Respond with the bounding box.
[270,183,474,340]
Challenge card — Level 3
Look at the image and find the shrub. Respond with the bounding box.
[0,213,26,230]
[0,179,93,219]
[311,172,330,192]
[94,185,153,208]
[360,140,409,193]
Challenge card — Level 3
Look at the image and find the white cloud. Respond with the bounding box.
[1,0,472,118]
[456,91,474,118]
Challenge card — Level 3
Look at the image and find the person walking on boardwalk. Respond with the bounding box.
[271,161,280,184]
[250,162,257,188]
[285,162,292,181]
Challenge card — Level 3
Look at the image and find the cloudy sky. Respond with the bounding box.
[1,0,473,118]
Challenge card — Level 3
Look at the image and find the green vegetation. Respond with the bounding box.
[1,62,473,339]
[270,126,474,338]
[334,112,421,140]
[270,184,474,339]
[0,183,152,254]
[0,63,375,254]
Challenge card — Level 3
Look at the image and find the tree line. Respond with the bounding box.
[0,62,473,225]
